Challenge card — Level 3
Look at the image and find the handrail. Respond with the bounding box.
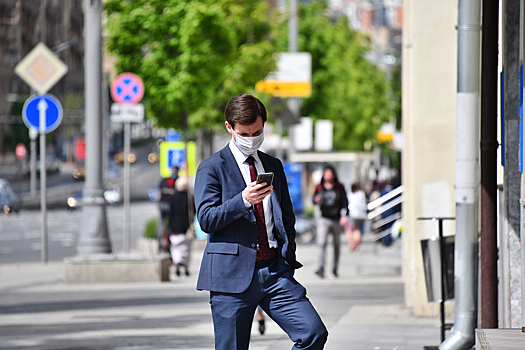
[371,212,402,230]
[367,185,405,211]
[368,195,404,220]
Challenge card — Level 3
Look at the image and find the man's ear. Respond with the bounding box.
[225,121,233,134]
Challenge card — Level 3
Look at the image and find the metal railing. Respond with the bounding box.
[367,185,404,241]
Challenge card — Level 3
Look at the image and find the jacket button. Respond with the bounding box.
[251,243,256,248]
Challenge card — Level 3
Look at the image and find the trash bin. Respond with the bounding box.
[421,235,455,302]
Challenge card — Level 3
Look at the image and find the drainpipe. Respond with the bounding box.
[479,0,499,329]
[439,0,481,348]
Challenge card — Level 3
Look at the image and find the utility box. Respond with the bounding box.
[421,236,455,302]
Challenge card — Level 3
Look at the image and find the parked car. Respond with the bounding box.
[25,155,62,175]
[67,186,122,210]
[37,155,62,174]
[0,179,21,214]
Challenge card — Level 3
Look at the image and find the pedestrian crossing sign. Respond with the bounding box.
[159,141,197,178]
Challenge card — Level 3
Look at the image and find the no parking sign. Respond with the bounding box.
[111,73,144,105]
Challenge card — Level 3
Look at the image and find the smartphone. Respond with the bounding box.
[256,172,274,191]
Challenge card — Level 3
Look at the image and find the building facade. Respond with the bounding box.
[0,0,84,156]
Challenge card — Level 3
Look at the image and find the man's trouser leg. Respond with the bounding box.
[210,257,327,350]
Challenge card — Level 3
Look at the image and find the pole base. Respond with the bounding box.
[77,201,112,254]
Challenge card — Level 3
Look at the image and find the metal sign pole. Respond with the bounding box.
[38,98,48,263]
[29,128,37,196]
[123,122,131,254]
[14,40,68,263]
[438,219,446,343]
[110,72,145,255]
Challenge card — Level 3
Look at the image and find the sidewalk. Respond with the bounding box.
[0,234,442,350]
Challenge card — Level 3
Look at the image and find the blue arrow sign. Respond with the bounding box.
[22,94,63,134]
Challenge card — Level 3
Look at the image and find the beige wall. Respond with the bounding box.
[402,0,458,316]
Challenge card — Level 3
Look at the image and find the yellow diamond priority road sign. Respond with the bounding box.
[14,42,69,94]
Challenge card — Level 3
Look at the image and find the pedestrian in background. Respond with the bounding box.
[156,165,179,252]
[312,165,349,279]
[346,183,368,251]
[255,306,266,335]
[168,176,194,277]
[365,168,381,201]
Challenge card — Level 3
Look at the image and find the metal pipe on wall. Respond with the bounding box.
[480,0,499,329]
[440,0,481,348]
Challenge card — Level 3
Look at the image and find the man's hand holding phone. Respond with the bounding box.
[242,172,274,205]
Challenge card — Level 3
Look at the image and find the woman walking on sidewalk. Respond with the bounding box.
[312,165,349,278]
[346,183,368,251]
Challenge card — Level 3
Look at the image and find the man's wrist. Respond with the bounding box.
[242,192,251,208]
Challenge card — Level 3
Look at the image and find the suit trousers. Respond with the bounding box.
[209,256,328,350]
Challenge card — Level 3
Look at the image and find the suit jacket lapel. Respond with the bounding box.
[257,151,280,196]
[220,145,246,193]
[258,151,283,219]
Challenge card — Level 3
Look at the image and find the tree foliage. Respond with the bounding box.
[105,0,394,151]
[274,1,393,151]
[104,0,277,132]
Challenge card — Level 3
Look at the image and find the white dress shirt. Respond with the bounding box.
[229,140,277,249]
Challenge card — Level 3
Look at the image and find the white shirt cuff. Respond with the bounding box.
[242,194,251,208]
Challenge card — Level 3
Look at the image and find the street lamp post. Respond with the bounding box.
[287,0,300,160]
[77,0,111,255]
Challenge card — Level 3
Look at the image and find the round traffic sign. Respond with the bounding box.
[15,143,26,159]
[111,72,144,105]
[22,94,63,134]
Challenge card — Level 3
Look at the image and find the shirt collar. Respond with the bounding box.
[229,139,261,166]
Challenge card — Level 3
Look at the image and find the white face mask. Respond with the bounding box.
[234,133,264,155]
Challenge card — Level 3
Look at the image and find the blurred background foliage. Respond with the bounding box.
[105,0,277,134]
[105,0,397,151]
[273,1,393,150]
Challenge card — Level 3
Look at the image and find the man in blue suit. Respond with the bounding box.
[195,94,328,350]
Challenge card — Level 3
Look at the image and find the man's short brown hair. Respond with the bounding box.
[224,93,267,129]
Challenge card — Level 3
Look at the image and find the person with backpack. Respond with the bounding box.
[312,165,349,278]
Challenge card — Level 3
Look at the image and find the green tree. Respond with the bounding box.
[104,0,277,133]
[274,1,392,151]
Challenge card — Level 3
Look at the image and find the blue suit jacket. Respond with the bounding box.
[195,145,303,293]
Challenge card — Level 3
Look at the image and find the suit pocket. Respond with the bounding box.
[206,242,239,255]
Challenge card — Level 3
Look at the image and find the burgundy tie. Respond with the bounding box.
[246,156,272,260]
